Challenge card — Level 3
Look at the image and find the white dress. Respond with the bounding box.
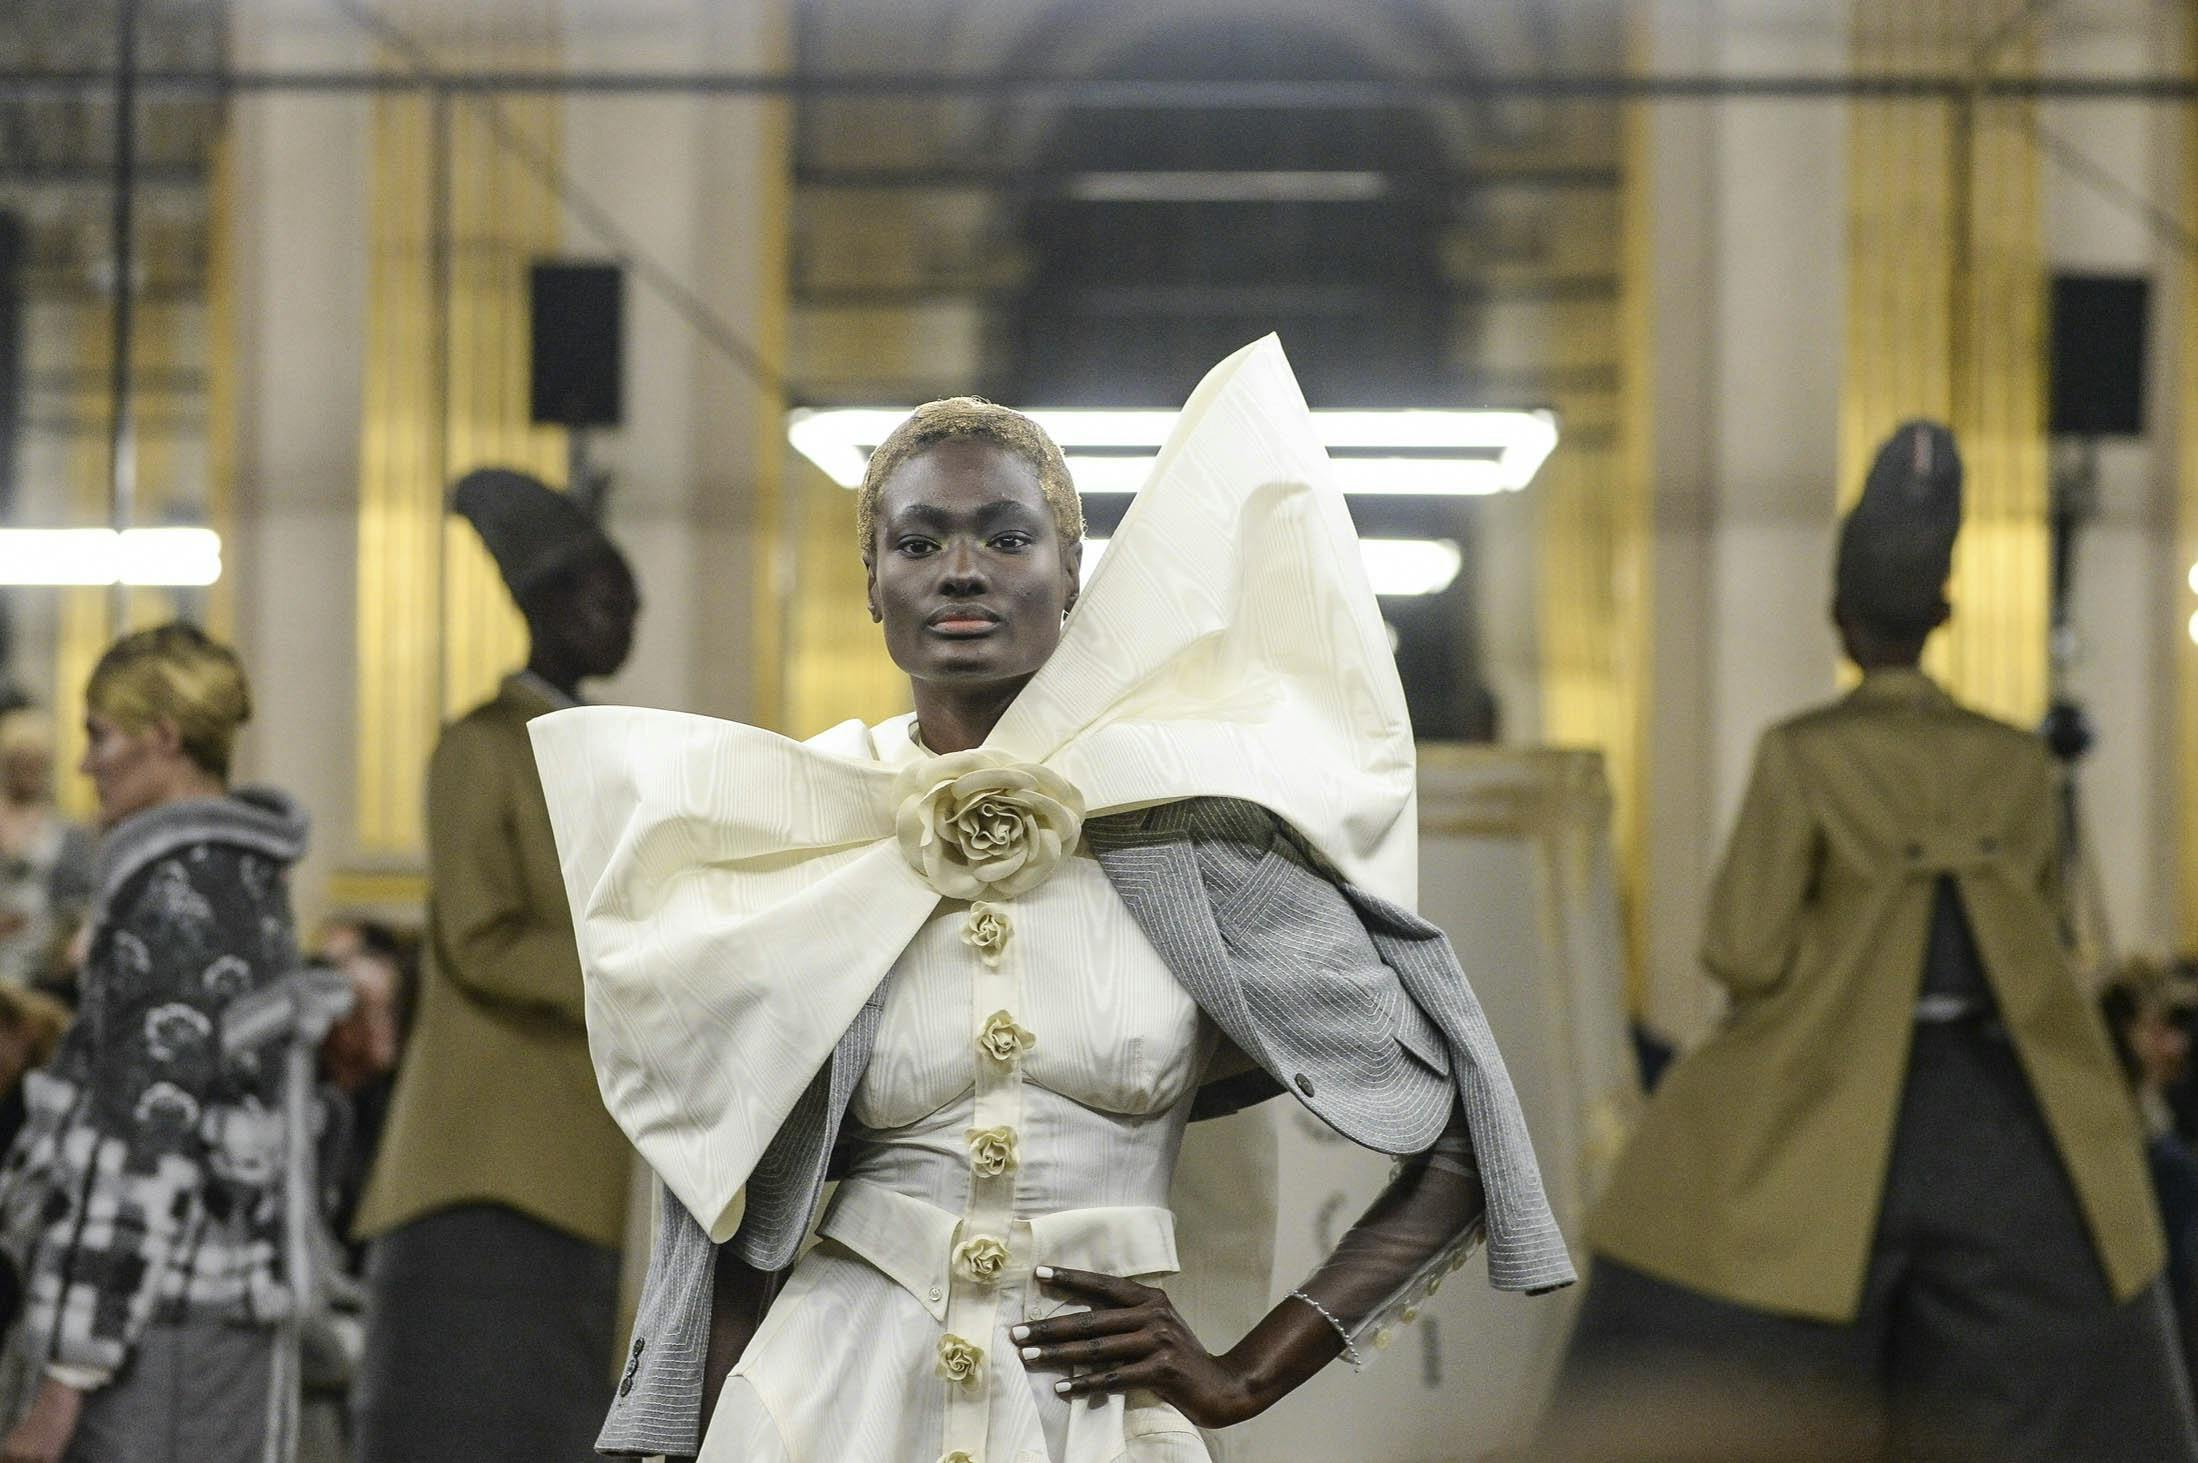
[701,718,1220,1463]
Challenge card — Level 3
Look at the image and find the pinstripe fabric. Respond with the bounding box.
[597,798,1574,1459]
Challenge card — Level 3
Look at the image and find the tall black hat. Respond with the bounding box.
[1833,419,1963,638]
[450,467,619,603]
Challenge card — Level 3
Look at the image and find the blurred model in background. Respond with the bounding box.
[0,623,308,1463]
[350,469,641,1463]
[1562,423,2196,1462]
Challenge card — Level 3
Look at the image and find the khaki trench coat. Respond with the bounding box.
[355,676,633,1249]
[1590,669,2162,1321]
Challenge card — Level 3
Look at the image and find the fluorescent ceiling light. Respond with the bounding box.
[0,528,223,587]
[790,406,1558,499]
[1083,535,1461,598]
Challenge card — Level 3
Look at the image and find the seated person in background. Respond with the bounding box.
[313,916,417,1256]
[2100,959,2198,1394]
[0,713,95,1000]
[0,983,68,1332]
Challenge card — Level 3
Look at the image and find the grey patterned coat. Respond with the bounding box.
[0,789,308,1378]
[601,797,1574,1458]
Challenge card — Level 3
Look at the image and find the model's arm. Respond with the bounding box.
[1700,726,1819,996]
[697,1252,784,1439]
[426,721,588,1026]
[1015,1107,1483,1427]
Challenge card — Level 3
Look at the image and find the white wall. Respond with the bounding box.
[1638,1,1847,1041]
[2041,3,2186,959]
[226,4,373,929]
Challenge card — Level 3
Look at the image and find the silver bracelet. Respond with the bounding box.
[1287,1289,1364,1368]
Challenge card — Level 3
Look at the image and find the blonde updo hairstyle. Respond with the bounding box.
[86,622,253,780]
[855,397,1084,561]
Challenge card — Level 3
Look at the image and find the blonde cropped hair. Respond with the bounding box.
[86,622,253,779]
[855,397,1083,560]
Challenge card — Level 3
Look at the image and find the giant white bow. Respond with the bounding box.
[529,337,1417,1241]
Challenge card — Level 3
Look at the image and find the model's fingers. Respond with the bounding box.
[1014,1302,1147,1347]
[1034,1265,1154,1308]
[1051,1355,1169,1399]
[1017,1326,1155,1370]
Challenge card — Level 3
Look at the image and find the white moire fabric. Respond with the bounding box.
[707,715,1221,1461]
[528,334,1416,1247]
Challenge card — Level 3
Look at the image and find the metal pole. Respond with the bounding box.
[107,0,138,633]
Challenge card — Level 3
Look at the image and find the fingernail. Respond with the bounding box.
[1010,1325,1030,1342]
[1020,1346,1040,1361]
[1035,1265,1055,1280]
[1054,1380,1071,1394]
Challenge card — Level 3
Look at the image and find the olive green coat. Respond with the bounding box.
[1590,669,2162,1321]
[354,676,633,1249]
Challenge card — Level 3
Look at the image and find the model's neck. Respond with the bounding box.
[909,678,1030,754]
[524,648,584,701]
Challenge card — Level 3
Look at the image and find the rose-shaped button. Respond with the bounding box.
[894,751,1083,900]
[962,902,1012,967]
[965,1124,1020,1178]
[936,1334,985,1387]
[976,1010,1036,1067]
[954,1234,1010,1285]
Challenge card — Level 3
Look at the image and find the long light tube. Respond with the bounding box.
[0,528,222,587]
[789,405,1558,498]
[1081,535,1461,598]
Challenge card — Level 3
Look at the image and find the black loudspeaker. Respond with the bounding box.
[2048,273,2147,437]
[529,261,624,428]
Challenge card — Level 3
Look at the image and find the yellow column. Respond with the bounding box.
[354,6,565,856]
[1536,21,1653,1009]
[2177,23,2198,948]
[1843,0,2047,726]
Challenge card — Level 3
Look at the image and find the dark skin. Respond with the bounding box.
[1833,602,1941,671]
[697,439,1344,1437]
[520,549,640,697]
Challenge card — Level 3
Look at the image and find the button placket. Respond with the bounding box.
[939,895,1031,1462]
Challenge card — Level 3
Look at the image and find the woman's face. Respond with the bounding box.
[79,711,187,829]
[868,440,1079,695]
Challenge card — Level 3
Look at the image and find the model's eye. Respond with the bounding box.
[897,537,938,557]
[992,532,1034,551]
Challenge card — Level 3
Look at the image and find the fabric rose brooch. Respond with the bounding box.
[893,750,1084,900]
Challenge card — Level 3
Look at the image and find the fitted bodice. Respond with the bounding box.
[845,839,1215,1217]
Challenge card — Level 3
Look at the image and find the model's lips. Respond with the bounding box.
[926,606,1003,636]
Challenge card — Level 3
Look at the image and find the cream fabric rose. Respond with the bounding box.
[894,751,1083,900]
[953,1234,1011,1285]
[941,1452,976,1463]
[935,1334,985,1387]
[965,1124,1020,1177]
[976,1009,1037,1067]
[962,902,1012,966]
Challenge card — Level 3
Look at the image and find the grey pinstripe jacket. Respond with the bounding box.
[599,797,1574,1458]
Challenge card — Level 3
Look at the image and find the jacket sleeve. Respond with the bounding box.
[427,718,588,1028]
[18,859,253,1378]
[1700,726,1820,996]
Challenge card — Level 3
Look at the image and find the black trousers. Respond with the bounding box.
[1559,1021,2198,1463]
[351,1203,621,1463]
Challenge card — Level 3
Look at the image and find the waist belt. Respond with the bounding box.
[817,1178,1179,1324]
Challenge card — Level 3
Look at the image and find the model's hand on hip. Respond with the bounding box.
[1014,1266,1272,1428]
[3,1376,83,1463]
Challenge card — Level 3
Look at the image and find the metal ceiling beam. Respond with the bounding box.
[793,164,1619,193]
[0,69,2195,103]
[794,276,1617,309]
